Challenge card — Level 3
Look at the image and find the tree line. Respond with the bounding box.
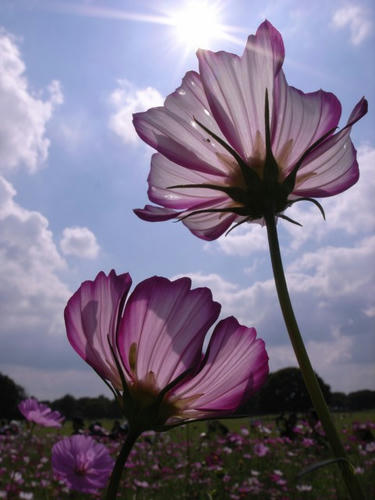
[1,368,374,421]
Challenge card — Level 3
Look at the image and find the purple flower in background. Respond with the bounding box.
[65,270,268,430]
[18,398,64,428]
[133,20,367,240]
[52,435,114,494]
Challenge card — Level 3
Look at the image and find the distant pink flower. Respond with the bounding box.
[253,443,269,457]
[65,270,268,430]
[301,437,315,447]
[18,398,64,428]
[52,435,114,494]
[271,469,287,486]
[133,20,367,240]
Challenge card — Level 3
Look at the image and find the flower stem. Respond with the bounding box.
[264,211,365,500]
[104,428,141,500]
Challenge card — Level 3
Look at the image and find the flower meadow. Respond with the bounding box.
[0,414,374,499]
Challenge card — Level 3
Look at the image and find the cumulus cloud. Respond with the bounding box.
[108,79,163,144]
[0,29,63,173]
[332,4,372,45]
[178,235,375,392]
[0,175,81,392]
[60,226,100,259]
[0,177,109,399]
[205,224,268,256]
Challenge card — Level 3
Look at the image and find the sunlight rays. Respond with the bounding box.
[50,1,246,50]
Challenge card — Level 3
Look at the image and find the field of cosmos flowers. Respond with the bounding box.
[0,411,374,499]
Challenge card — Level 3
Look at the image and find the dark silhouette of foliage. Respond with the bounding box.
[331,392,349,411]
[348,390,375,411]
[0,372,27,419]
[257,367,331,413]
[51,394,122,420]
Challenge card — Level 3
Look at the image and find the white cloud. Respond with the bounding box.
[0,175,69,331]
[206,223,268,256]
[108,79,163,144]
[332,4,372,45]
[0,176,79,394]
[180,235,375,392]
[60,226,100,259]
[287,235,375,300]
[267,339,375,393]
[0,29,63,173]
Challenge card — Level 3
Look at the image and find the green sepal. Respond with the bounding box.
[278,214,302,226]
[289,197,326,220]
[263,89,279,183]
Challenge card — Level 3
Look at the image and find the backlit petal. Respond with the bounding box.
[173,317,268,415]
[180,198,242,241]
[117,277,221,389]
[293,98,368,197]
[134,204,179,222]
[272,71,341,176]
[148,153,234,210]
[64,270,132,388]
[133,71,231,176]
[197,20,284,161]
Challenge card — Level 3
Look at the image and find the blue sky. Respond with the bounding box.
[0,0,374,400]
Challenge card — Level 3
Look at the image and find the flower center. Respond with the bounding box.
[123,343,187,429]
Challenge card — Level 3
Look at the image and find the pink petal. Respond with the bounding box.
[197,20,284,162]
[64,270,132,388]
[52,436,113,494]
[148,153,234,210]
[180,197,242,241]
[173,317,268,415]
[19,398,64,427]
[142,153,242,239]
[133,71,232,176]
[117,276,221,389]
[293,97,368,197]
[272,71,341,176]
[134,204,178,221]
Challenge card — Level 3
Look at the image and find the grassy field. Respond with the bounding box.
[1,411,374,499]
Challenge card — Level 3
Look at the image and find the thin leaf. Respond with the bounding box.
[297,457,350,479]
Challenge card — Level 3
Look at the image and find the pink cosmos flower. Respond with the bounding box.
[253,442,269,457]
[18,398,64,428]
[64,270,268,430]
[133,20,367,240]
[52,435,114,494]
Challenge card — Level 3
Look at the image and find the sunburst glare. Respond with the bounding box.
[169,1,224,50]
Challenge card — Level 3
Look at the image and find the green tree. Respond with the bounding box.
[0,372,27,419]
[258,367,331,413]
[348,390,375,411]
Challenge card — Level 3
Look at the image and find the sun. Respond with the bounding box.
[169,1,224,50]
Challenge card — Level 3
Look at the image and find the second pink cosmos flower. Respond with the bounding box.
[65,271,268,431]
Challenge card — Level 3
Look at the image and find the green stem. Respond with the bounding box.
[104,428,141,500]
[264,211,365,500]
